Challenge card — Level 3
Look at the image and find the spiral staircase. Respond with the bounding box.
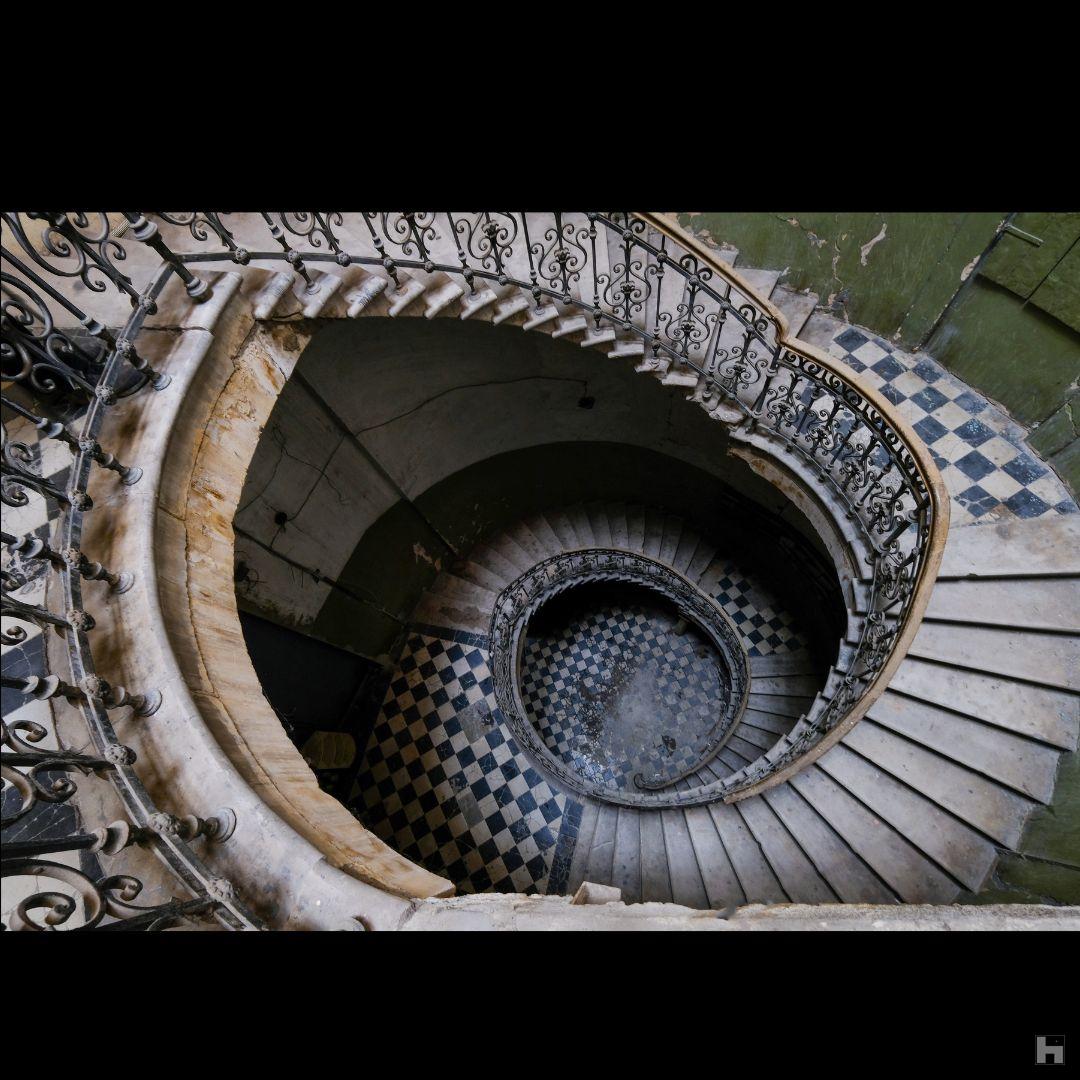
[2,211,1077,931]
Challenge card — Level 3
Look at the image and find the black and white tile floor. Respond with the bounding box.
[521,597,726,792]
[349,561,808,895]
[823,326,1077,527]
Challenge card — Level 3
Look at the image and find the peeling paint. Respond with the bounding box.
[412,542,441,572]
[859,223,888,266]
[959,254,979,282]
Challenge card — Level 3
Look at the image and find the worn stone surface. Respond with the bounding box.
[400,895,1080,931]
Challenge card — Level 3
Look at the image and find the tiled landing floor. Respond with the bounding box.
[349,563,808,895]
[520,587,729,791]
[809,321,1078,527]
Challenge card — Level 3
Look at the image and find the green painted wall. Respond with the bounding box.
[961,748,1080,906]
[679,211,1080,497]
[677,211,1004,345]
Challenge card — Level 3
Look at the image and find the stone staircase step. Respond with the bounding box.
[815,744,997,894]
[642,508,665,559]
[908,621,1080,693]
[748,674,824,698]
[639,811,673,902]
[729,733,770,763]
[487,531,534,577]
[661,809,709,909]
[543,507,579,550]
[761,784,898,904]
[566,800,600,895]
[842,719,1034,849]
[938,515,1080,579]
[889,657,1078,750]
[522,511,562,555]
[707,801,788,903]
[867,688,1060,803]
[924,577,1080,633]
[732,725,779,752]
[612,805,643,904]
[345,273,389,317]
[747,693,815,717]
[771,283,819,338]
[423,279,465,319]
[683,804,745,909]
[749,650,820,677]
[735,797,836,903]
[567,504,596,547]
[456,558,509,594]
[625,504,647,554]
[459,284,501,321]
[605,501,629,550]
[685,537,718,586]
[585,500,613,547]
[470,541,522,585]
[659,514,684,565]
[732,266,782,299]
[739,709,799,737]
[505,519,551,564]
[790,767,958,903]
[584,803,619,885]
[672,525,701,576]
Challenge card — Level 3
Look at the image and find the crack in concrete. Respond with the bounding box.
[350,375,589,436]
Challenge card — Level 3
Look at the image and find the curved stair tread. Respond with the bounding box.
[924,577,1080,634]
[475,538,529,581]
[747,693,816,717]
[584,501,613,547]
[661,809,710,909]
[867,688,1061,803]
[612,805,643,904]
[761,784,898,904]
[659,514,684,566]
[889,659,1079,749]
[706,801,788,903]
[790,767,959,904]
[815,743,998,894]
[584,803,619,885]
[642,508,665,559]
[639,811,673,903]
[841,718,1035,849]
[683,804,746,909]
[740,709,799,737]
[605,502,630,550]
[522,512,562,555]
[748,649,820,678]
[908,621,1080,692]
[566,801,600,895]
[735,796,836,903]
[938,515,1080,579]
[457,557,510,595]
[672,527,702,576]
[567,504,596,547]
[625,504,647,554]
[544,507,580,550]
[505,519,552,565]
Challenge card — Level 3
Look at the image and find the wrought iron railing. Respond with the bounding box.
[1,211,947,926]
[488,549,751,806]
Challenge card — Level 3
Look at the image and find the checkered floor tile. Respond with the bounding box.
[348,628,582,895]
[825,326,1078,527]
[520,592,730,791]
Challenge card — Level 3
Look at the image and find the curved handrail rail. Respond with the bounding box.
[487,548,752,808]
[0,210,948,926]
